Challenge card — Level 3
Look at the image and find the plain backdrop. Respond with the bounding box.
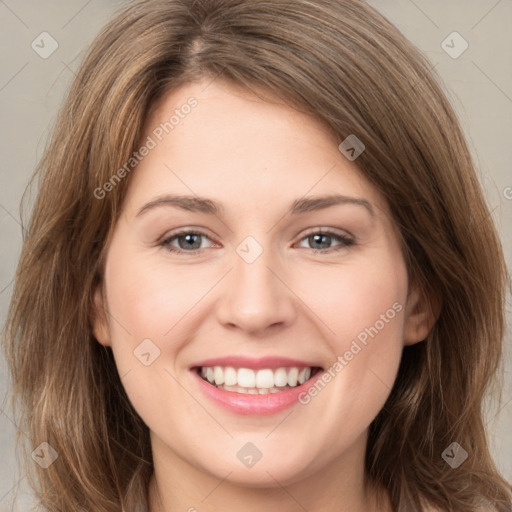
[0,0,511,510]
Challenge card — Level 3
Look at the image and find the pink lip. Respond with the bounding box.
[191,367,324,416]
[191,355,318,370]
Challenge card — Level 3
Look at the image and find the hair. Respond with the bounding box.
[2,0,511,511]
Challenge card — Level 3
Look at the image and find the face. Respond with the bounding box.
[92,78,433,490]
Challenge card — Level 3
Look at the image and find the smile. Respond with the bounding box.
[190,356,325,414]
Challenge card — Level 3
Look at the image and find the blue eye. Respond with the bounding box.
[160,229,354,255]
[160,230,212,254]
[297,231,354,253]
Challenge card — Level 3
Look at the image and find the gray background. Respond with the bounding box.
[0,0,511,510]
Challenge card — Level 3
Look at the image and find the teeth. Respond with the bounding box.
[224,367,237,386]
[298,368,311,384]
[217,384,294,394]
[287,367,299,387]
[237,368,256,388]
[256,369,274,388]
[274,368,288,387]
[200,365,316,390]
[214,366,224,385]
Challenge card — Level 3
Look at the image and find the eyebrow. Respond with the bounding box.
[135,193,375,218]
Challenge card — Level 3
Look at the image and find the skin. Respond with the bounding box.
[92,78,436,512]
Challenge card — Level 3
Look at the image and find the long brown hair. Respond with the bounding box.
[2,0,511,511]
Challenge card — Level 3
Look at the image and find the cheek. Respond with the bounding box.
[309,256,407,344]
[304,251,408,404]
[291,258,407,452]
[101,252,196,413]
[106,250,205,339]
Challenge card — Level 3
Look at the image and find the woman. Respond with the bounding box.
[2,0,511,511]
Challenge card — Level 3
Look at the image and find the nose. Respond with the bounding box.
[215,239,297,335]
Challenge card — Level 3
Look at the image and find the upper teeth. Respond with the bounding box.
[200,366,313,388]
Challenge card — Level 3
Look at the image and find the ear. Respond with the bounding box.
[403,280,441,346]
[91,284,112,347]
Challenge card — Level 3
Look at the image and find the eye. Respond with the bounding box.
[159,228,354,255]
[160,230,217,254]
[295,229,354,254]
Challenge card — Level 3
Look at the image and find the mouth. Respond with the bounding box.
[194,365,324,395]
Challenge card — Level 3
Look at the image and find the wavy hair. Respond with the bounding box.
[2,0,511,511]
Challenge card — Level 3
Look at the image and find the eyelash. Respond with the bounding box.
[159,228,355,255]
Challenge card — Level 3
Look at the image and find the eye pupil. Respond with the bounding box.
[179,234,201,250]
[310,234,331,250]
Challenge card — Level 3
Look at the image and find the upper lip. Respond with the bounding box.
[191,355,323,370]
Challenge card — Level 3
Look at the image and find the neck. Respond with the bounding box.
[147,430,392,512]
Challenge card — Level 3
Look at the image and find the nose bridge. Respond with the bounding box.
[216,234,296,333]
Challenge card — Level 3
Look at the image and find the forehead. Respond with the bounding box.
[123,78,390,221]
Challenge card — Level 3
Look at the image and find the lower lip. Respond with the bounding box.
[192,369,324,415]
